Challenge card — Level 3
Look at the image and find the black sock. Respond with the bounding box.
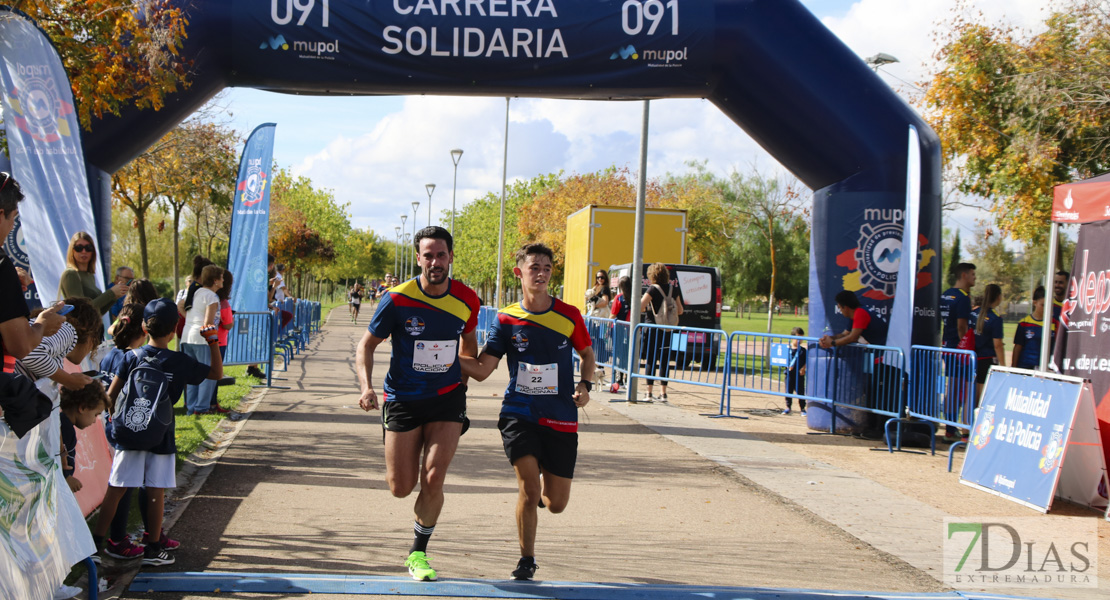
[92,534,105,550]
[410,521,434,554]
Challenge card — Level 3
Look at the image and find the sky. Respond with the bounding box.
[220,0,1059,244]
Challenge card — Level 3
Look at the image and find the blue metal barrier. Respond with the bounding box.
[723,332,824,419]
[900,345,977,463]
[625,323,727,404]
[225,311,277,387]
[476,306,498,346]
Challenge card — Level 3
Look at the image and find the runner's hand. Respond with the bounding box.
[573,383,590,408]
[359,388,379,411]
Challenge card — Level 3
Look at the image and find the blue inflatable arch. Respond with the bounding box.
[82,0,941,344]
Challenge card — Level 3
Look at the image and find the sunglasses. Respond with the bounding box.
[73,244,95,253]
[0,172,10,192]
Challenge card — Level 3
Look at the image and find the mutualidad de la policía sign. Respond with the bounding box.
[960,368,1109,513]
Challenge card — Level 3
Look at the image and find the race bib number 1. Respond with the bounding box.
[516,362,558,395]
[413,340,457,373]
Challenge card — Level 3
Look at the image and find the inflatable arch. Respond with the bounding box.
[82,0,942,344]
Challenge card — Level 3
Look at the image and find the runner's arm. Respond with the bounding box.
[356,330,386,410]
[459,351,500,382]
[574,346,596,407]
[1010,344,1023,368]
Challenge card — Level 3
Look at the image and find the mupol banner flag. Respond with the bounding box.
[0,10,101,305]
[228,123,276,313]
[887,125,922,362]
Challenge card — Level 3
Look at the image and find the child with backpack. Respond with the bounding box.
[94,298,223,566]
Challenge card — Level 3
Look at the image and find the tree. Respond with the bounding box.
[715,168,808,333]
[112,138,175,278]
[268,168,350,294]
[922,0,1110,244]
[966,229,1027,306]
[945,230,963,287]
[11,0,190,131]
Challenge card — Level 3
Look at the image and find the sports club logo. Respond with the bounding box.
[405,316,426,335]
[837,212,936,301]
[237,159,268,208]
[511,331,529,352]
[1039,425,1065,474]
[970,404,995,450]
[4,64,75,143]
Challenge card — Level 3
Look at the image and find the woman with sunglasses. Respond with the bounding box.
[57,232,127,316]
[584,270,611,383]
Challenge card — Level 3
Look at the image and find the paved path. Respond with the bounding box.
[120,308,1096,599]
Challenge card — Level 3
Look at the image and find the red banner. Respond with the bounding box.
[1053,173,1110,224]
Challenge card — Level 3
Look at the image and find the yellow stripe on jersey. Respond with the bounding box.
[500,303,576,339]
[392,279,473,323]
[1019,315,1043,327]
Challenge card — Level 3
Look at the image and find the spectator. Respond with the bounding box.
[0,172,64,425]
[16,298,102,392]
[969,284,1005,401]
[57,231,127,316]
[609,276,632,390]
[1012,286,1046,370]
[639,263,684,402]
[818,291,888,348]
[95,298,223,567]
[107,266,135,319]
[98,303,160,560]
[176,256,214,340]
[207,270,234,414]
[181,265,223,415]
[783,327,808,415]
[584,270,611,383]
[272,262,293,302]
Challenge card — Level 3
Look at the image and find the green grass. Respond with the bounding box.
[721,313,810,336]
[172,364,259,465]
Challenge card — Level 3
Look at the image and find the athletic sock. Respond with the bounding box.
[92,534,105,550]
[409,521,435,554]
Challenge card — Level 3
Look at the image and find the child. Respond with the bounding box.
[95,298,223,567]
[783,327,807,416]
[16,298,103,392]
[59,382,113,493]
[98,303,166,560]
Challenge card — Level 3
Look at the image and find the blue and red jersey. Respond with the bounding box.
[939,287,971,348]
[368,278,480,402]
[1013,315,1044,369]
[483,299,592,432]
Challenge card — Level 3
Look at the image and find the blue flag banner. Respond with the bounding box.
[0,10,101,305]
[887,125,921,363]
[228,123,276,313]
[961,368,1109,513]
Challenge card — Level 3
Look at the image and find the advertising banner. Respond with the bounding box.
[228,123,277,314]
[1052,172,1110,224]
[233,0,713,93]
[0,10,101,305]
[961,368,1108,513]
[887,125,922,361]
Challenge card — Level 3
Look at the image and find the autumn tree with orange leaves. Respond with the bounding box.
[922,0,1110,244]
[9,0,190,131]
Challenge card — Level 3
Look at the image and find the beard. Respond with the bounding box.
[425,266,449,285]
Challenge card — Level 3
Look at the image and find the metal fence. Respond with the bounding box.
[901,345,978,464]
[624,322,728,401]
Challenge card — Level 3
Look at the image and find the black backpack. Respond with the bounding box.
[112,349,173,450]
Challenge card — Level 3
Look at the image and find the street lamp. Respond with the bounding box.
[864,52,899,71]
[394,225,401,276]
[411,201,420,279]
[425,183,436,228]
[449,149,463,238]
[400,214,407,280]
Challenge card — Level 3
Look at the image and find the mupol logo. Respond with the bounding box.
[610,45,638,60]
[877,247,902,265]
[260,34,289,50]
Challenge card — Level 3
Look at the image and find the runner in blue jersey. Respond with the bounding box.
[460,243,595,581]
[356,226,480,582]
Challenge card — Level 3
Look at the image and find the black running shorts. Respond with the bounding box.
[498,415,578,479]
[975,359,994,385]
[382,385,467,433]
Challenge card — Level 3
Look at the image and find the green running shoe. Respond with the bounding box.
[405,551,437,581]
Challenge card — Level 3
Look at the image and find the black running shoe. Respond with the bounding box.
[511,556,537,581]
[142,543,175,567]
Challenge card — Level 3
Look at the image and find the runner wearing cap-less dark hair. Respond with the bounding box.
[0,172,65,362]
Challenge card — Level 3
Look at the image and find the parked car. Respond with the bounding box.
[608,263,723,370]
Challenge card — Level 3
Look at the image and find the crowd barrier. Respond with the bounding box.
[623,322,728,401]
[900,345,977,468]
[476,306,498,346]
[222,300,322,388]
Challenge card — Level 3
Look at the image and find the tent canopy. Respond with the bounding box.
[1053,172,1110,224]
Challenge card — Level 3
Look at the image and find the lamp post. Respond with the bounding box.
[425,183,436,228]
[394,225,401,276]
[399,214,407,280]
[449,149,463,238]
[864,52,899,71]
[411,201,420,279]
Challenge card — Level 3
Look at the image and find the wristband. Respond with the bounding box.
[577,380,593,392]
